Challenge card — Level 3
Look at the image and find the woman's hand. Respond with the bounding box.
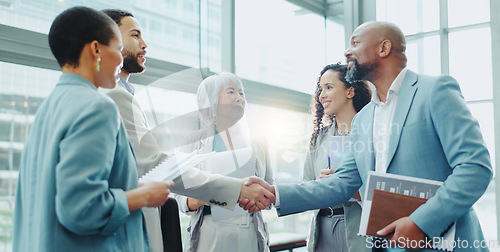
[316,169,334,180]
[187,197,210,211]
[125,181,174,212]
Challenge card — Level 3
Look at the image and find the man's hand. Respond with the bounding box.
[238,176,275,213]
[316,169,334,180]
[377,217,431,250]
[187,197,210,211]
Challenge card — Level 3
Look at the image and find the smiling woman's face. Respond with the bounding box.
[318,70,351,116]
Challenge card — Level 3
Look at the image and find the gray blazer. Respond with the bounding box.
[174,126,275,252]
[104,81,243,252]
[303,124,369,252]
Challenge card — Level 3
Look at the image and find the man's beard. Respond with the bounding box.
[346,58,378,83]
[122,50,145,74]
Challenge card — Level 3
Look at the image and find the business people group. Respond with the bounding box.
[101,9,273,252]
[245,21,492,251]
[13,5,491,252]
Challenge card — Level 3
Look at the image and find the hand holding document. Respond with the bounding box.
[358,171,455,251]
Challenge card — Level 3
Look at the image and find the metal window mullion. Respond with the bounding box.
[221,0,235,73]
[439,0,449,75]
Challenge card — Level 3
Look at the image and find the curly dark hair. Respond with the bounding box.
[309,63,372,150]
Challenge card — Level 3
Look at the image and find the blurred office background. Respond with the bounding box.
[0,0,498,251]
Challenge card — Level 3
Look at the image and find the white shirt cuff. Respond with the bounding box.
[273,185,281,208]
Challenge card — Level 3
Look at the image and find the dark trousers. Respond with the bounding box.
[161,198,183,252]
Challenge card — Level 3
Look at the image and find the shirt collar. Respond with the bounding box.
[371,67,408,105]
[119,75,135,95]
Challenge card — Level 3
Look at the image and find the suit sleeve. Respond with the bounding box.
[276,143,362,216]
[107,88,242,210]
[55,100,130,235]
[172,169,242,211]
[409,75,493,238]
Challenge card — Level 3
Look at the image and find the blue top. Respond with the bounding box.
[13,74,149,252]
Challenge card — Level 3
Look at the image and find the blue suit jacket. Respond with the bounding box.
[277,70,492,250]
[13,74,149,252]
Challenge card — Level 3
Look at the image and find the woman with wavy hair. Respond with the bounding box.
[304,63,371,252]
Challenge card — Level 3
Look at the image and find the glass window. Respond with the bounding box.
[326,19,346,65]
[448,0,490,28]
[0,120,10,142]
[376,0,439,35]
[246,103,314,238]
[406,35,441,76]
[235,0,327,95]
[0,62,61,248]
[449,28,492,101]
[0,0,222,70]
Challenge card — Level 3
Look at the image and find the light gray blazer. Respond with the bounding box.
[174,126,275,252]
[104,81,243,252]
[303,124,370,252]
[277,70,492,251]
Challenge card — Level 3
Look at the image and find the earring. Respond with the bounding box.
[97,57,101,72]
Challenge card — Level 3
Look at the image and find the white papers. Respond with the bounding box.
[139,150,215,183]
[358,171,455,251]
[208,147,256,221]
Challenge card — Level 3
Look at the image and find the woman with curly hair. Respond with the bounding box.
[303,63,371,252]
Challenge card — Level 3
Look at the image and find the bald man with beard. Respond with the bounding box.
[245,21,492,251]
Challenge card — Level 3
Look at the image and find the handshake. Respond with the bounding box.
[238,176,276,213]
[185,176,276,213]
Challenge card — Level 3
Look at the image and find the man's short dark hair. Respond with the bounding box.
[48,6,116,68]
[102,9,134,26]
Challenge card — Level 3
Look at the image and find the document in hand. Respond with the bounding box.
[358,171,455,251]
[209,147,256,221]
[138,150,216,183]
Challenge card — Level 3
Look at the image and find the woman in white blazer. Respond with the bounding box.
[303,63,371,252]
[174,72,274,252]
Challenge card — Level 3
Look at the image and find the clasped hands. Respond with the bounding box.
[186,176,275,213]
[237,176,275,213]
